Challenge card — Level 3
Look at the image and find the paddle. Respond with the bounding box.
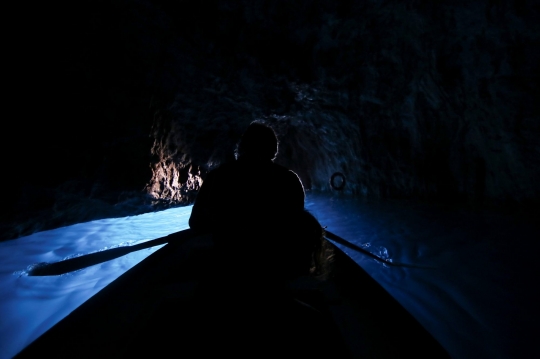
[27,226,431,276]
[325,231,435,269]
[27,229,198,276]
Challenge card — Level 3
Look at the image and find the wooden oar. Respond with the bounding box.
[325,230,436,269]
[27,227,432,276]
[27,229,198,276]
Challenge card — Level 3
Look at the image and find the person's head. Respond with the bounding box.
[235,122,278,161]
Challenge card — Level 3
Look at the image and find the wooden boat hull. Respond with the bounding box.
[16,232,449,358]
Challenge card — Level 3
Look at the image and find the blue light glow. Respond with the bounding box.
[1,193,538,358]
[0,206,192,359]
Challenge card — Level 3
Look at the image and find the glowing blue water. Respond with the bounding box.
[1,193,538,358]
[306,193,539,359]
[0,206,191,359]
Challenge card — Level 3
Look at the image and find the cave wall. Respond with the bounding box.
[2,0,539,240]
[149,0,540,204]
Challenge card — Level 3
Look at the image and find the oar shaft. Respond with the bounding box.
[325,230,435,269]
[27,226,432,277]
[27,229,197,276]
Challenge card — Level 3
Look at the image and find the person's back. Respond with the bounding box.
[190,158,303,230]
[188,122,305,279]
[186,119,344,354]
[189,122,304,239]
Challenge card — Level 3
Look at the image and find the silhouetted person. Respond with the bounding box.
[189,122,305,261]
[184,123,344,357]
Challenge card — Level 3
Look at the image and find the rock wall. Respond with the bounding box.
[2,0,539,240]
[148,0,540,205]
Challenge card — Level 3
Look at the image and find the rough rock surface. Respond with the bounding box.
[2,0,539,240]
[149,0,540,203]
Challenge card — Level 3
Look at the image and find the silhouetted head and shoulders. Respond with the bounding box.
[210,122,300,182]
[189,122,305,233]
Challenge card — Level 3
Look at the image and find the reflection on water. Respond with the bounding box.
[0,207,191,359]
[1,192,539,359]
[306,192,540,359]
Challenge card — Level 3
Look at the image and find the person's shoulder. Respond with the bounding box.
[270,163,297,175]
[270,163,302,182]
[269,162,290,173]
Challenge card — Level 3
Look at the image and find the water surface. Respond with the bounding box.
[1,193,538,358]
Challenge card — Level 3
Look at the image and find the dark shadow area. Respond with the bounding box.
[3,0,539,240]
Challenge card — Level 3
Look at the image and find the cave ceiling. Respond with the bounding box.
[2,0,539,240]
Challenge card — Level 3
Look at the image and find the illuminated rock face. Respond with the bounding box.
[2,0,539,239]
[148,0,540,205]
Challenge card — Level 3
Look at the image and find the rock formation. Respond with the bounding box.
[2,0,539,240]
